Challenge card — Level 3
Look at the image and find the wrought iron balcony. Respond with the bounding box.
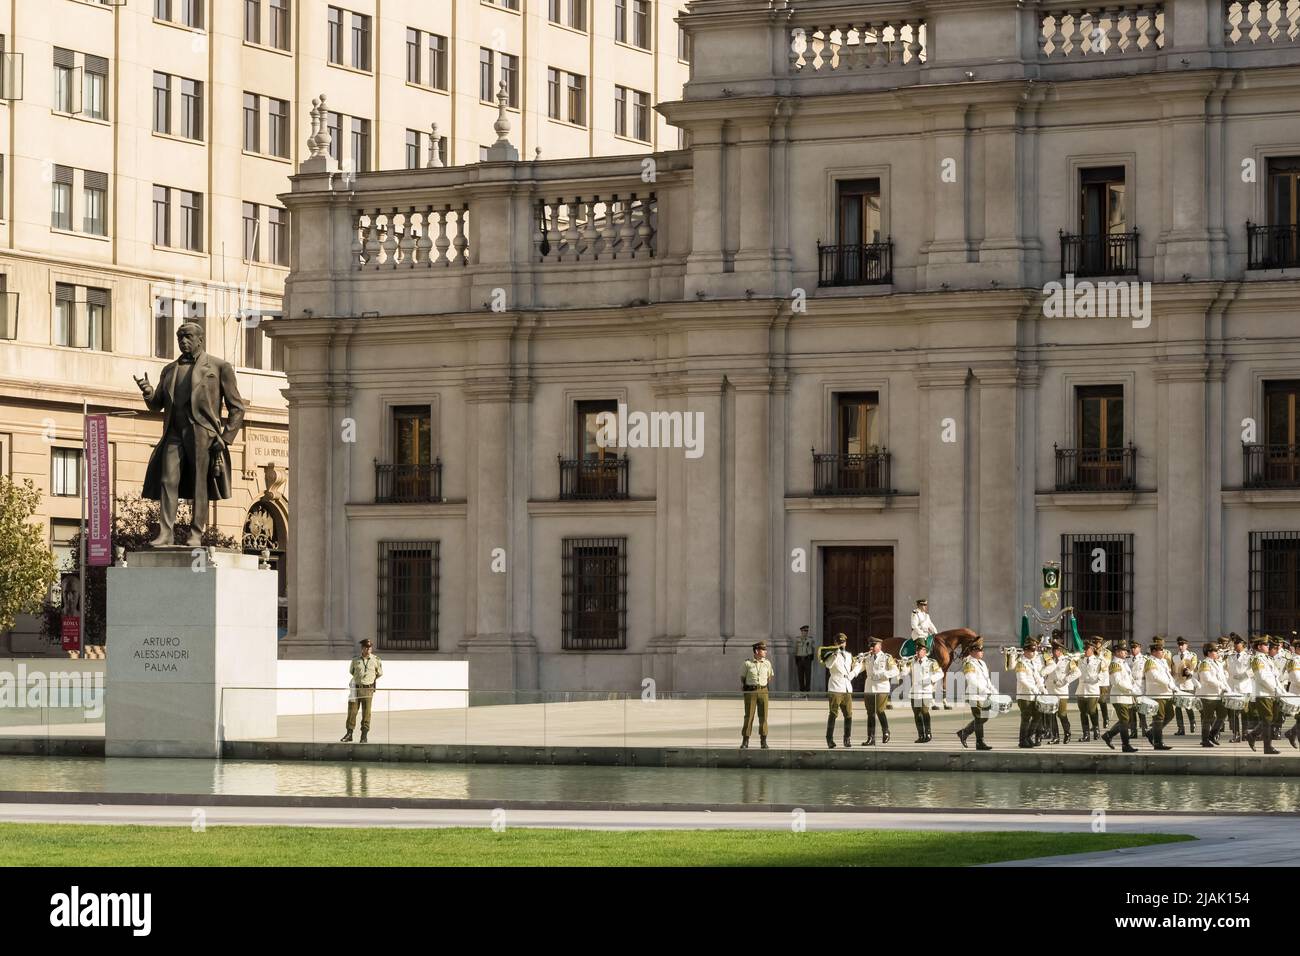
[812,449,894,496]
[817,241,893,287]
[1054,444,1136,492]
[375,460,443,503]
[1247,222,1300,270]
[1243,444,1300,489]
[1059,230,1139,277]
[558,456,629,500]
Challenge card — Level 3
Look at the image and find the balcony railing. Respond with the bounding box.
[1225,1,1300,47]
[354,206,470,269]
[375,460,443,503]
[1243,444,1300,488]
[559,457,629,500]
[1247,222,1300,270]
[535,194,656,262]
[1054,444,1136,492]
[789,19,927,73]
[1039,5,1165,59]
[1060,230,1139,277]
[812,450,894,496]
[817,241,893,287]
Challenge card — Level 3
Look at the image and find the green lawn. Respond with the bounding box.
[0,823,1189,867]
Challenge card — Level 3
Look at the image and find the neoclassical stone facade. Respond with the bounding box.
[276,0,1300,692]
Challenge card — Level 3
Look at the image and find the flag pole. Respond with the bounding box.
[79,398,87,659]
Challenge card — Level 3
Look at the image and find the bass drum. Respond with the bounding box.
[1035,695,1059,715]
[1222,694,1248,712]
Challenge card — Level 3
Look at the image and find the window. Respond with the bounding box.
[429,34,448,90]
[153,72,171,134]
[243,93,261,152]
[268,207,288,265]
[1070,385,1127,489]
[51,166,73,231]
[479,48,494,101]
[54,284,75,346]
[678,22,692,61]
[53,283,110,352]
[549,0,561,22]
[1268,158,1300,228]
[406,28,420,84]
[85,288,110,352]
[820,392,886,493]
[52,518,80,572]
[406,129,420,169]
[155,0,170,18]
[837,178,881,247]
[153,185,171,246]
[502,53,519,107]
[394,406,432,467]
[615,0,627,42]
[52,448,82,497]
[83,56,107,120]
[837,393,880,457]
[244,0,261,43]
[562,537,627,650]
[1249,531,1300,638]
[1256,380,1300,486]
[1080,166,1127,239]
[269,0,291,50]
[614,85,626,135]
[550,0,586,30]
[181,78,203,140]
[0,272,12,341]
[83,171,107,236]
[154,297,175,358]
[180,0,203,29]
[377,541,440,650]
[1061,533,1133,645]
[186,300,206,335]
[548,69,561,120]
[633,0,651,49]
[351,13,371,71]
[577,400,618,461]
[566,72,585,126]
[53,49,76,113]
[633,90,650,141]
[350,117,370,173]
[327,7,343,64]
[326,111,341,163]
[180,190,203,252]
[243,202,261,261]
[268,98,289,157]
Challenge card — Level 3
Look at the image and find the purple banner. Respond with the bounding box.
[85,414,111,567]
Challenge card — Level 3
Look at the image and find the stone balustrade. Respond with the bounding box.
[353,205,471,270]
[534,194,657,263]
[788,18,926,73]
[1038,4,1165,58]
[1226,1,1300,45]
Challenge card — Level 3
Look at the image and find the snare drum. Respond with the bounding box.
[1135,696,1159,718]
[1171,692,1201,713]
[1222,694,1248,712]
[1035,695,1059,715]
[989,694,1014,716]
[1278,696,1300,718]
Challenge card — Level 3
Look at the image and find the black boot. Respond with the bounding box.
[760,736,769,749]
[1120,723,1138,753]
[826,715,837,749]
[922,711,932,742]
[880,715,890,744]
[359,731,368,744]
[913,709,926,743]
[340,732,353,742]
[1287,722,1299,750]
[741,736,749,749]
[843,717,852,749]
[1060,715,1072,744]
[865,711,877,745]
[1189,710,1196,733]
[1100,702,1110,726]
[1152,722,1171,751]
[1200,721,1213,748]
[974,718,992,751]
[1175,709,1186,736]
[957,721,973,748]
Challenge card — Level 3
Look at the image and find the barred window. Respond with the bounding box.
[1249,531,1300,638]
[378,540,439,650]
[562,537,627,650]
[1061,533,1133,645]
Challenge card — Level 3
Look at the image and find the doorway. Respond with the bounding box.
[821,546,895,688]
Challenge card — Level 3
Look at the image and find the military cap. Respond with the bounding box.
[1253,636,1269,647]
[916,598,928,606]
[1088,634,1104,646]
[835,633,848,645]
[1176,636,1188,646]
[1203,642,1218,656]
[1050,640,1064,651]
[752,640,768,651]
[970,637,984,651]
[1023,638,1040,650]
[866,636,883,648]
[359,639,373,648]
[1148,642,1164,653]
[1232,633,1247,645]
[1111,641,1127,654]
[799,625,810,632]
[1268,636,1283,647]
[1129,640,1142,649]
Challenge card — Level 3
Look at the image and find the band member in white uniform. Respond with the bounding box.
[1245,637,1282,754]
[907,643,944,742]
[1143,642,1177,750]
[1226,634,1254,741]
[956,638,995,751]
[1127,640,1148,737]
[1101,642,1141,752]
[1075,638,1107,741]
[1285,647,1300,750]
[823,633,862,749]
[862,637,898,746]
[1193,642,1229,748]
[910,599,943,709]
[1015,639,1047,748]
[1042,642,1080,744]
[1172,637,1198,736]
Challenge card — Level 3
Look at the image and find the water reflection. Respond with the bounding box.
[0,756,1296,813]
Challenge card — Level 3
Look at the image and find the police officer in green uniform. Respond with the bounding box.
[741,641,774,749]
[341,639,383,743]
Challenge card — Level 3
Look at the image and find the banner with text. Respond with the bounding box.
[85,414,111,566]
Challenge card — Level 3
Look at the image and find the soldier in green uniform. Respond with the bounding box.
[740,641,774,749]
[341,638,383,743]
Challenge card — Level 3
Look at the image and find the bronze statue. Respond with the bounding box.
[134,322,246,547]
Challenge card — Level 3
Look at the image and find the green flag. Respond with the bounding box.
[1020,613,1030,648]
[1068,613,1084,653]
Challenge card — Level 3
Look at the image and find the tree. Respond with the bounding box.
[42,493,239,645]
[0,477,59,633]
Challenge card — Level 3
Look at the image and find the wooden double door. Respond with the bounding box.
[821,546,895,688]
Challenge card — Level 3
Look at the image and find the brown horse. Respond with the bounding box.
[880,628,982,708]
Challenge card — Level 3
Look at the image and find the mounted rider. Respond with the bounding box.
[908,598,938,655]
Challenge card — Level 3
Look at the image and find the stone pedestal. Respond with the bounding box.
[106,550,277,758]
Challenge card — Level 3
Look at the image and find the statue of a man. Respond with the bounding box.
[134,322,246,547]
